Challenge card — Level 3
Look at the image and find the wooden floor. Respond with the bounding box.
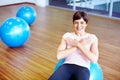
[0,3,120,80]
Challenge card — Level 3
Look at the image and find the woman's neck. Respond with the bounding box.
[75,31,87,37]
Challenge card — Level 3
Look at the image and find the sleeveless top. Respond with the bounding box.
[62,32,98,69]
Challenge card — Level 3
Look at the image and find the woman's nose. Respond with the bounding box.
[78,23,81,27]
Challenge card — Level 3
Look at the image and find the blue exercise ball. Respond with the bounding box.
[90,62,103,80]
[0,17,30,48]
[54,58,65,71]
[16,6,37,25]
[55,59,103,80]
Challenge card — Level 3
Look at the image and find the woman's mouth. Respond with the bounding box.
[77,26,83,31]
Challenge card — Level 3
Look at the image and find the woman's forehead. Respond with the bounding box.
[74,18,85,22]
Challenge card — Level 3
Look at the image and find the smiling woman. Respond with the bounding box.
[48,11,99,80]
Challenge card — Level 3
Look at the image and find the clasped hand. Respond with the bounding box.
[65,37,91,47]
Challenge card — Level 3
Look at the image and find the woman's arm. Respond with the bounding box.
[66,37,99,63]
[77,38,99,63]
[57,38,77,60]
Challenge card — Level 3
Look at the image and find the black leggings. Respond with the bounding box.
[48,64,90,80]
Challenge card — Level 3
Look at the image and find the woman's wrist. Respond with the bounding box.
[71,46,77,51]
[76,42,82,49]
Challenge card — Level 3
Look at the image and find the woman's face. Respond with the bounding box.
[73,18,87,34]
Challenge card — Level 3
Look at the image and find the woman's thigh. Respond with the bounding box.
[73,66,90,80]
[48,64,73,80]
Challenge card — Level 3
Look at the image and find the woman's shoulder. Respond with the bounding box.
[63,32,73,35]
[62,32,74,38]
[87,33,98,41]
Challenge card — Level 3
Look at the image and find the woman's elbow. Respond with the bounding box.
[56,51,62,60]
[57,54,61,60]
[91,59,97,63]
[91,57,98,63]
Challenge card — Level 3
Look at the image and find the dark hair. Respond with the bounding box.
[73,11,88,23]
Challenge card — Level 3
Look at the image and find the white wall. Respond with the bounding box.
[35,0,49,7]
[0,0,49,7]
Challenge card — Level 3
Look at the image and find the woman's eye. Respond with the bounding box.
[74,21,86,25]
[80,22,84,24]
[74,22,78,24]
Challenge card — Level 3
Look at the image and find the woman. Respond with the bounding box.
[49,11,99,80]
